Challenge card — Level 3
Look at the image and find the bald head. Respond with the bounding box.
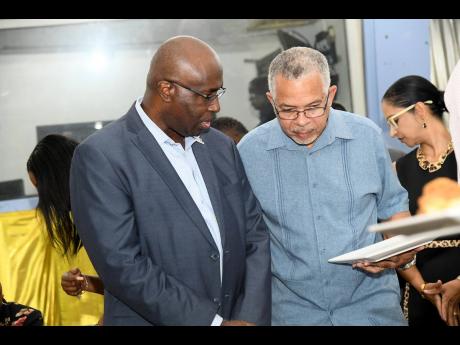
[146,36,222,90]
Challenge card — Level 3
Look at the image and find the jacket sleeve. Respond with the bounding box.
[229,144,272,325]
[70,142,219,325]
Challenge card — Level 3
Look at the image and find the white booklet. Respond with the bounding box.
[328,207,460,264]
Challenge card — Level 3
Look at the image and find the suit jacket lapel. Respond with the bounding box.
[192,141,226,248]
[127,111,218,249]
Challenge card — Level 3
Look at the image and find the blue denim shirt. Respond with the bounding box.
[238,109,409,325]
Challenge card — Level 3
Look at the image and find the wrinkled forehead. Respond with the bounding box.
[273,73,327,105]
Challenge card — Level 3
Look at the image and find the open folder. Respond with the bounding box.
[328,207,460,264]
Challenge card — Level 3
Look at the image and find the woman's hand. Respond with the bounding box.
[438,278,460,326]
[61,267,87,296]
[421,280,443,314]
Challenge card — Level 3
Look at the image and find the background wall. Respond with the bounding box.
[363,19,431,153]
[0,19,355,196]
[346,19,366,116]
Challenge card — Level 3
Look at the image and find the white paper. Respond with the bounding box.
[368,207,460,235]
[328,208,460,264]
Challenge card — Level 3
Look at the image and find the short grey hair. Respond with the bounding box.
[268,47,330,97]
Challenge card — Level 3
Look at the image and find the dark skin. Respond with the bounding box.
[138,36,253,326]
[141,36,222,149]
[61,268,104,296]
[60,38,253,326]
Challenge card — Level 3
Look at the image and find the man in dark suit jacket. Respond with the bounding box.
[69,36,271,326]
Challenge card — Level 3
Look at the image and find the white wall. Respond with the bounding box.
[0,19,120,29]
[0,49,147,195]
[0,44,278,195]
[345,19,366,115]
[0,19,364,196]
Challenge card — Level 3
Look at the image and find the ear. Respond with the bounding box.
[414,101,428,123]
[328,85,338,105]
[157,81,173,102]
[266,91,273,104]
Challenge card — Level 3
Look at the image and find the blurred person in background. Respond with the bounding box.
[1,280,43,326]
[435,60,460,326]
[27,134,104,324]
[249,76,276,126]
[212,116,248,144]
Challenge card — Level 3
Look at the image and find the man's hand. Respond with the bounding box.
[61,267,86,296]
[221,320,256,326]
[352,246,424,274]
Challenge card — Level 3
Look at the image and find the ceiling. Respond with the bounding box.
[0,19,317,54]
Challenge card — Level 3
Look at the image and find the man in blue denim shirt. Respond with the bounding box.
[238,47,419,325]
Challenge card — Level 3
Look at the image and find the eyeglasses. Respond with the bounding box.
[166,80,226,102]
[386,100,433,129]
[272,92,330,120]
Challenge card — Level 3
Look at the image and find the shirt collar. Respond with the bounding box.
[135,97,204,148]
[327,108,354,141]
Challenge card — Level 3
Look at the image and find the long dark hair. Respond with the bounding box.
[382,75,448,119]
[27,134,81,257]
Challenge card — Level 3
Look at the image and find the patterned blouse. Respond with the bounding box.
[0,298,43,326]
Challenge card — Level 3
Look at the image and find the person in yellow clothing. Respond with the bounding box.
[26,134,104,324]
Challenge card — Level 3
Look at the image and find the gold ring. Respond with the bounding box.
[421,283,426,291]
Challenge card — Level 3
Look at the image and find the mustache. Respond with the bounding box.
[292,127,314,133]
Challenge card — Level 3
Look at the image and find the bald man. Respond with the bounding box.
[69,36,271,326]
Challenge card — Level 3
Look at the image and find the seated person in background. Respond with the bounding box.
[211,116,248,144]
[381,75,459,326]
[0,281,43,326]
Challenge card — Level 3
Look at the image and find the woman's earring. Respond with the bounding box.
[422,123,427,128]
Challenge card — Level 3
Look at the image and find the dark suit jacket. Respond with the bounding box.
[69,103,271,325]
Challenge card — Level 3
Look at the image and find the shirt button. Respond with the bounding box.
[213,297,220,303]
[210,253,220,261]
[312,183,317,188]
[316,215,321,220]
[224,249,230,255]
[224,293,230,299]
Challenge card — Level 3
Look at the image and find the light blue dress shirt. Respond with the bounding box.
[238,109,409,325]
[136,98,223,325]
